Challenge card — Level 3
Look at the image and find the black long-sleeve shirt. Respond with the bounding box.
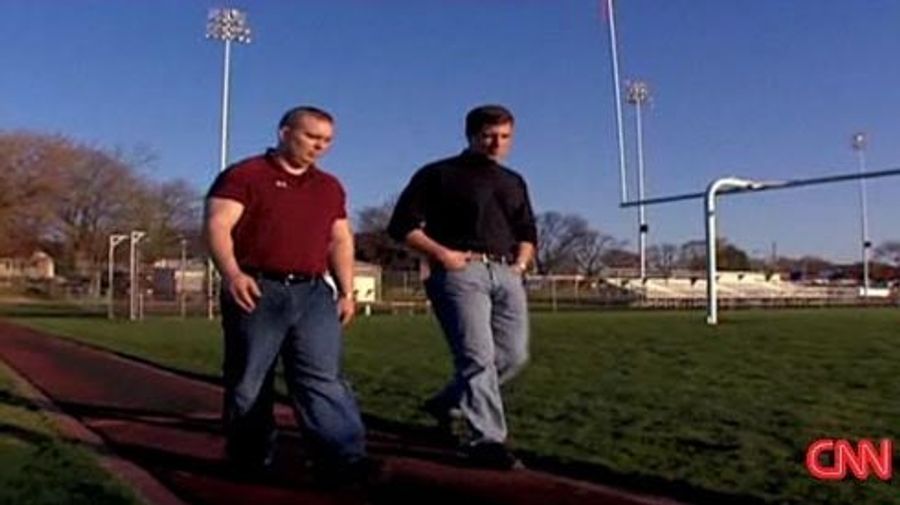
[388,150,538,257]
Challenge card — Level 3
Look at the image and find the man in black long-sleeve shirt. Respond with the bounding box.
[388,105,537,470]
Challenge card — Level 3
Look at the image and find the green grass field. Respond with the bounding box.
[0,363,139,505]
[4,305,899,505]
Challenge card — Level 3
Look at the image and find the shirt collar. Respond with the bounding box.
[459,149,499,168]
[264,148,318,178]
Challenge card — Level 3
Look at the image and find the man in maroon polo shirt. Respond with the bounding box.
[204,106,367,486]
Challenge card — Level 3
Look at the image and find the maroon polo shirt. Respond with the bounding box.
[207,150,347,275]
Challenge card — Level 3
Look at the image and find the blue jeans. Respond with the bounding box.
[425,261,529,444]
[221,277,365,466]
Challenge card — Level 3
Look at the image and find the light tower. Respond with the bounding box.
[626,80,651,279]
[851,131,870,296]
[205,8,251,318]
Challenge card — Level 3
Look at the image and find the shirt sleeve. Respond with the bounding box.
[333,180,348,221]
[511,175,538,247]
[387,167,431,242]
[207,166,251,206]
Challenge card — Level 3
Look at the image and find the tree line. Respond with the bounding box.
[3,131,897,286]
[0,132,201,289]
[354,199,900,279]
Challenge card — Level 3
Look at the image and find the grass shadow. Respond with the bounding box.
[0,302,106,319]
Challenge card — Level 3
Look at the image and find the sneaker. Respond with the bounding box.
[225,443,274,478]
[312,457,382,490]
[462,442,525,470]
[421,398,468,444]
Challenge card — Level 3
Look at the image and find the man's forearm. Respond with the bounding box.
[515,242,535,268]
[328,236,355,298]
[205,223,242,281]
[404,229,449,260]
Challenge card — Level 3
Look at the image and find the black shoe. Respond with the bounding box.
[312,457,382,490]
[463,442,525,470]
[225,442,275,469]
[422,397,449,423]
[421,398,468,444]
[226,457,274,482]
[225,443,274,476]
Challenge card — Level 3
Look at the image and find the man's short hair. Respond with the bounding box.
[278,106,334,130]
[465,104,514,138]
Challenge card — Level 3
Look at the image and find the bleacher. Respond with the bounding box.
[603,271,862,308]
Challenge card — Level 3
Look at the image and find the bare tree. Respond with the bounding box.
[572,230,616,277]
[50,148,140,279]
[129,179,202,261]
[0,133,73,253]
[676,238,750,271]
[719,242,751,270]
[354,197,418,270]
[0,131,204,294]
[678,239,707,271]
[355,197,396,234]
[601,247,638,269]
[648,242,678,277]
[536,212,592,274]
[874,241,900,267]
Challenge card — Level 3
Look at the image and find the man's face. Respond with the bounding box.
[278,114,334,168]
[468,121,513,161]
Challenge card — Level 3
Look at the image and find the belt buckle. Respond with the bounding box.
[285,273,295,284]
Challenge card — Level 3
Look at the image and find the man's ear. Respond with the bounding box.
[277,126,289,144]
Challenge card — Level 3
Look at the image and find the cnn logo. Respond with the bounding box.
[805,439,893,481]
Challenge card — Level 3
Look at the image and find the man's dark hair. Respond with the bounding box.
[465,104,514,138]
[278,106,334,129]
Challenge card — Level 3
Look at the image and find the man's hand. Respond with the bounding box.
[438,249,470,270]
[225,271,261,312]
[337,295,355,326]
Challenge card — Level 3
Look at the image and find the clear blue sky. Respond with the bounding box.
[2,0,898,262]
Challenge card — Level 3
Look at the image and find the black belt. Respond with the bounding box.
[244,268,318,284]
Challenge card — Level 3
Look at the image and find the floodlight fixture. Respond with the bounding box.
[851,131,867,151]
[626,80,650,105]
[206,8,252,44]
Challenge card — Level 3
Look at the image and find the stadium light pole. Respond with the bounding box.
[627,80,650,279]
[604,0,629,203]
[851,132,870,297]
[205,8,251,320]
[129,231,147,322]
[107,233,128,319]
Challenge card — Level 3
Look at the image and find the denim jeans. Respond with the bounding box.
[425,261,529,444]
[221,277,365,466]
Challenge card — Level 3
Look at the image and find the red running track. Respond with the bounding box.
[0,320,682,505]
